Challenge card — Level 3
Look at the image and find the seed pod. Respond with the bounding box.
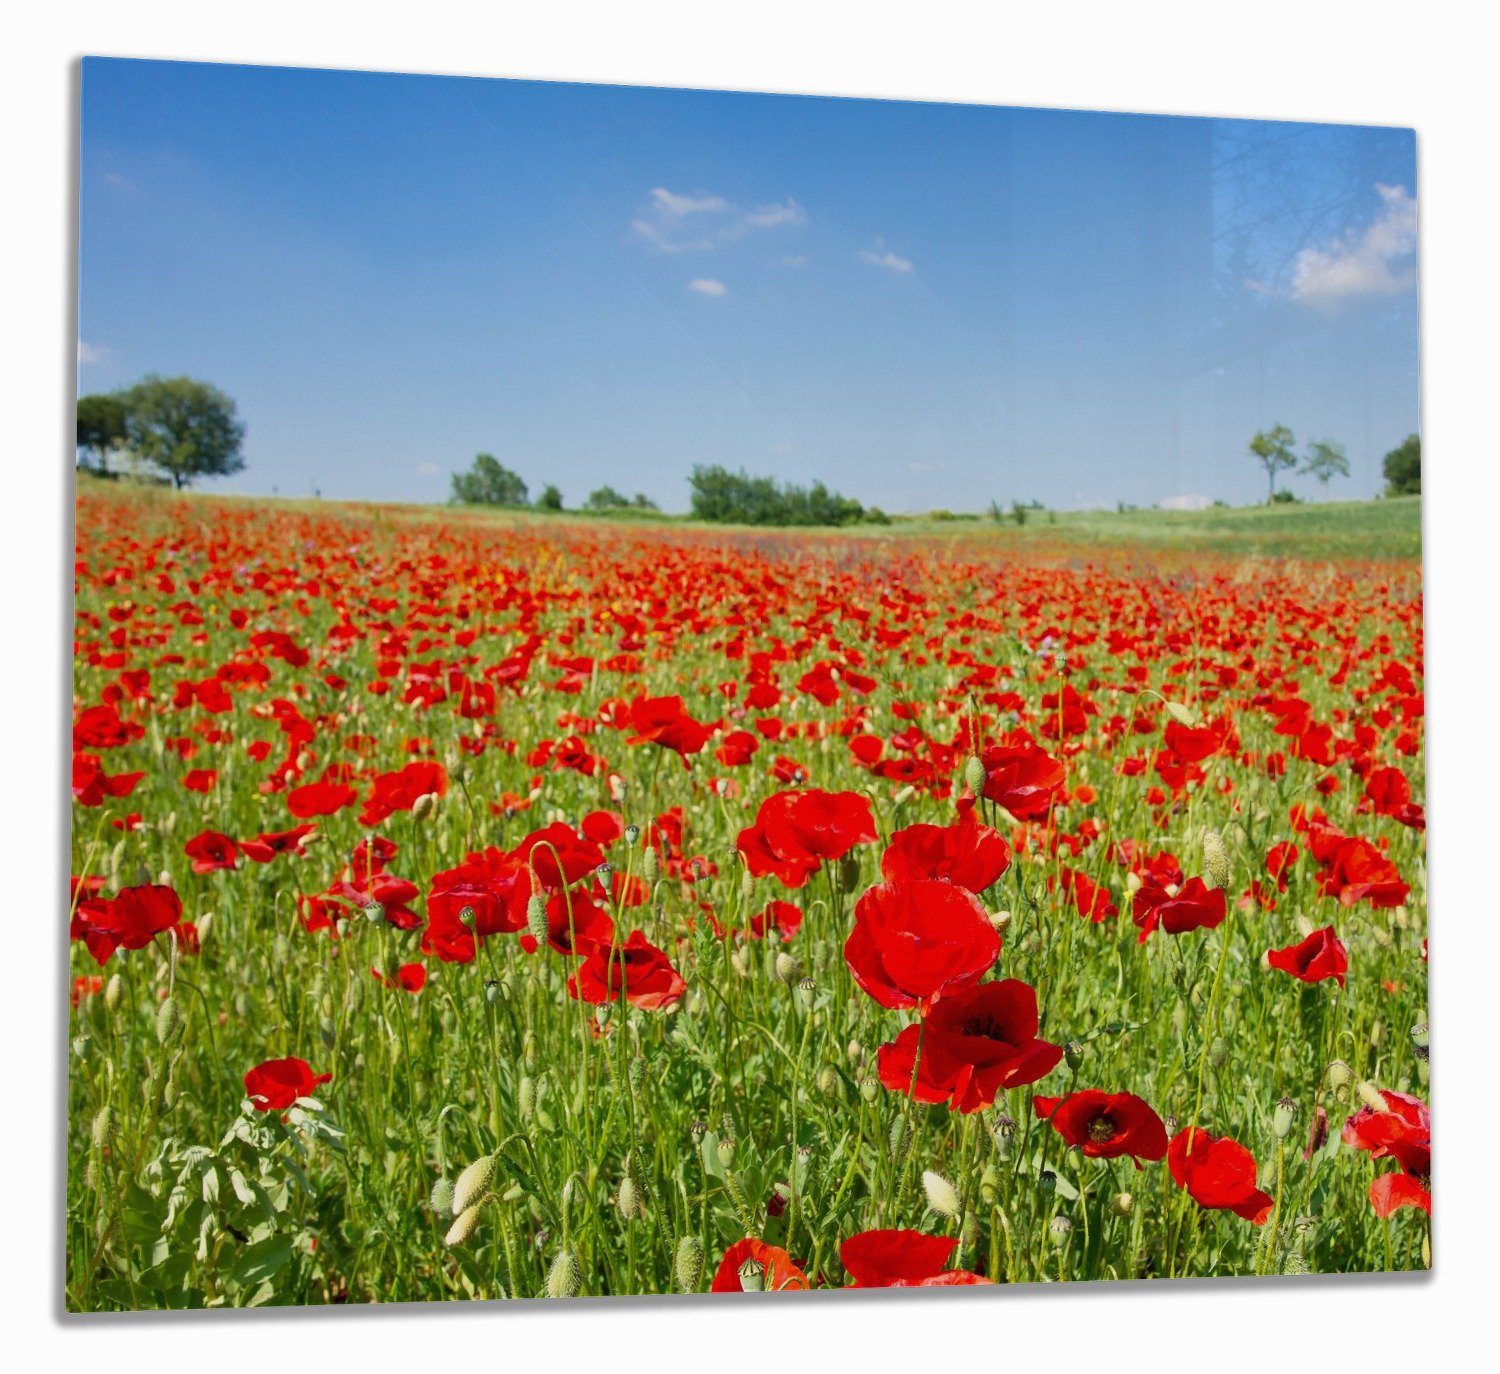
[1272,1097,1297,1140]
[445,1202,483,1247]
[1410,1020,1429,1061]
[1201,828,1230,889]
[624,824,640,846]
[452,1155,496,1215]
[675,1235,705,1292]
[546,1248,582,1298]
[737,1258,764,1292]
[155,996,183,1046]
[1064,1040,1085,1072]
[794,976,816,1011]
[430,1176,455,1215]
[858,1075,878,1103]
[992,1114,1017,1161]
[1048,1215,1073,1247]
[922,1170,961,1219]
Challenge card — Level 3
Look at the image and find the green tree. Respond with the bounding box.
[630,492,660,511]
[1248,424,1297,501]
[687,464,863,526]
[76,392,128,473]
[585,485,630,510]
[1301,438,1350,489]
[120,376,246,488]
[451,453,529,507]
[537,484,564,511]
[1383,434,1421,496]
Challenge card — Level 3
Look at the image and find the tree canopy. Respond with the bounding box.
[1248,425,1298,500]
[76,392,129,472]
[77,377,245,488]
[688,464,864,526]
[1301,438,1351,487]
[1383,434,1420,496]
[451,454,529,507]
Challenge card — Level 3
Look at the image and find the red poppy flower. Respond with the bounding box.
[239,823,318,863]
[627,693,712,762]
[881,817,1011,893]
[977,736,1066,820]
[72,752,145,807]
[520,889,615,956]
[287,778,358,818]
[844,879,1000,1011]
[1266,926,1348,987]
[73,882,183,965]
[359,760,448,826]
[423,850,531,963]
[1168,1127,1274,1224]
[737,789,876,889]
[715,729,759,767]
[747,899,803,941]
[567,930,687,1011]
[244,1056,331,1111]
[182,768,217,794]
[840,1228,989,1287]
[372,962,427,993]
[876,979,1062,1112]
[184,829,239,874]
[1131,876,1226,943]
[710,1237,810,1292]
[513,821,605,891]
[1034,1090,1168,1165]
[1342,1089,1431,1217]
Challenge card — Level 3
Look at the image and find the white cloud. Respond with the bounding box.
[650,187,728,218]
[1290,184,1417,305]
[634,188,806,253]
[1158,493,1213,511]
[859,246,914,274]
[77,341,109,365]
[688,278,727,298]
[416,461,441,477]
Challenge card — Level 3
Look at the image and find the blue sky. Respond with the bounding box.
[77,59,1420,511]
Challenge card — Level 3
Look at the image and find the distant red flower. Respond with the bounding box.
[239,823,318,863]
[710,1237,809,1292]
[840,1229,990,1287]
[737,789,876,889]
[568,930,686,1011]
[1266,926,1348,987]
[184,829,239,874]
[182,768,217,794]
[72,751,144,807]
[845,879,1000,1011]
[372,962,427,993]
[881,817,1011,893]
[1131,876,1226,943]
[877,979,1062,1112]
[1168,1127,1274,1224]
[244,1056,330,1111]
[715,729,759,767]
[1034,1090,1168,1165]
[359,760,448,826]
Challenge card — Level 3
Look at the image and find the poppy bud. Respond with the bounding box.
[1109,1191,1134,1218]
[674,1235,704,1292]
[412,792,437,822]
[737,1258,765,1292]
[1064,1040,1085,1071]
[817,1065,840,1098]
[1164,700,1198,727]
[319,1016,335,1050]
[1357,1080,1387,1112]
[739,868,755,902]
[923,1169,961,1219]
[518,1076,536,1119]
[889,1116,909,1156]
[618,1175,644,1221]
[1201,828,1230,890]
[155,996,183,1046]
[1323,1059,1353,1099]
[525,894,548,944]
[839,855,861,889]
[546,1248,582,1298]
[964,755,987,794]
[979,1163,1001,1205]
[893,785,916,807]
[104,973,123,1012]
[775,952,802,985]
[90,1104,115,1149]
[445,1202,483,1247]
[453,1155,496,1215]
[642,846,659,883]
[730,949,750,978]
[1272,1097,1297,1140]
[430,1177,454,1215]
[1048,1215,1073,1247]
[1209,1037,1229,1070]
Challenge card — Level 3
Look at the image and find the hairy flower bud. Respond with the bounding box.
[546,1248,582,1298]
[963,755,987,795]
[526,893,548,945]
[445,1202,483,1247]
[1201,828,1230,890]
[155,996,183,1047]
[922,1169,961,1219]
[429,1176,455,1215]
[674,1235,704,1292]
[452,1154,496,1215]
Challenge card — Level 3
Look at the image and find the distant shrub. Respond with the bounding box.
[1383,434,1420,496]
[688,464,864,527]
[1270,489,1301,505]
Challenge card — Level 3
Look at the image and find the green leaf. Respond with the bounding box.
[231,1232,294,1288]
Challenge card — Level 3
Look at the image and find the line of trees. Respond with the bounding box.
[449,454,659,513]
[77,376,245,488]
[687,463,867,526]
[1247,425,1350,501]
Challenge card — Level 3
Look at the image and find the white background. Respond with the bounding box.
[5,3,1495,1368]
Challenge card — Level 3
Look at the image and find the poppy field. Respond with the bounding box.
[66,488,1429,1309]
